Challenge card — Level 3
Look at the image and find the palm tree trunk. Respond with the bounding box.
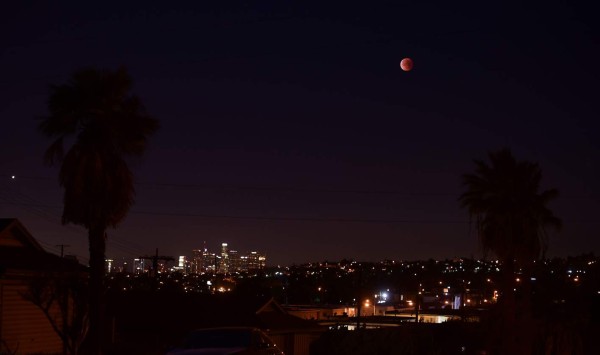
[87,226,106,354]
[495,258,518,354]
[517,262,535,354]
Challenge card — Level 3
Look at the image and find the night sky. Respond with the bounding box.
[1,1,599,266]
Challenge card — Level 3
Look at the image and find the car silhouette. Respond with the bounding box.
[166,327,284,355]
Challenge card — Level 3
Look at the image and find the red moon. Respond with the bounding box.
[400,58,413,71]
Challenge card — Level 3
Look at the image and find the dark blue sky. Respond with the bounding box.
[1,1,598,265]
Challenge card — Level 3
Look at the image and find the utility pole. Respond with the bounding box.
[56,244,70,257]
[356,265,363,330]
[138,248,174,289]
[415,282,422,323]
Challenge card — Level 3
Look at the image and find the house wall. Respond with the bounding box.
[293,332,322,355]
[286,307,353,320]
[287,309,320,321]
[268,331,323,355]
[0,226,27,248]
[268,333,290,354]
[0,279,63,355]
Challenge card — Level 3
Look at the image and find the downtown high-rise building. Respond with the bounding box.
[247,251,266,271]
[218,243,229,274]
[239,255,249,272]
[192,244,216,274]
[228,250,241,272]
[171,255,189,274]
[191,242,266,274]
[105,259,114,273]
[133,258,146,274]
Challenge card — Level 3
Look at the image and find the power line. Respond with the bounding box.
[3,173,598,199]
[0,198,468,224]
[2,199,599,225]
[135,181,459,196]
[128,209,470,224]
[56,244,70,257]
[0,174,457,196]
[0,185,148,259]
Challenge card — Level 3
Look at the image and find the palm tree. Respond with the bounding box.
[459,148,561,353]
[460,148,561,265]
[39,67,158,353]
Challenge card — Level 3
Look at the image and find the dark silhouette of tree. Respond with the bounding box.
[22,272,89,355]
[459,148,561,353]
[39,67,158,354]
[460,148,561,263]
[0,340,18,355]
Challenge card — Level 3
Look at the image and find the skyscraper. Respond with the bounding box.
[219,243,229,274]
[229,250,240,273]
[192,244,216,274]
[133,258,146,274]
[172,255,188,274]
[105,259,114,273]
[247,251,266,271]
[239,255,249,272]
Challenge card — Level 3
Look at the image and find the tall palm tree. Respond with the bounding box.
[39,67,158,353]
[459,148,561,353]
[459,148,561,265]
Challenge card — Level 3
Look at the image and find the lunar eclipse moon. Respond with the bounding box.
[400,58,413,71]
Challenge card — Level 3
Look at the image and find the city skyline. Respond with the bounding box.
[1,1,599,266]
[105,240,268,274]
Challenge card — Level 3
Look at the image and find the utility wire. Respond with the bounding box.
[0,174,456,196]
[0,184,148,259]
[2,174,597,199]
[0,197,469,224]
[2,199,599,225]
[128,209,470,224]
[2,176,598,226]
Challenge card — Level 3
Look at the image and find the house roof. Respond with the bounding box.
[110,291,324,338]
[0,246,86,273]
[0,218,14,231]
[0,218,86,274]
[257,308,325,332]
[0,218,44,250]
